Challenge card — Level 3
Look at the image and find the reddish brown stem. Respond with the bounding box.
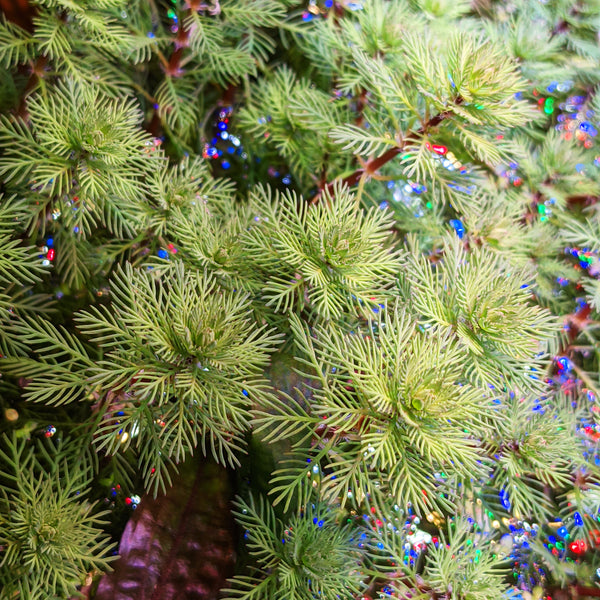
[221,82,237,106]
[355,88,368,127]
[545,584,600,599]
[166,46,184,76]
[164,6,194,76]
[310,102,460,205]
[16,54,47,117]
[574,585,600,597]
[166,2,221,75]
[0,0,36,31]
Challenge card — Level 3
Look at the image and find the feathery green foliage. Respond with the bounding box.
[243,186,401,321]
[172,184,401,323]
[2,262,282,496]
[402,235,558,391]
[0,79,157,286]
[76,263,281,491]
[1,0,600,597]
[368,512,512,600]
[255,297,552,514]
[0,195,51,357]
[223,494,365,600]
[0,435,114,600]
[483,394,581,520]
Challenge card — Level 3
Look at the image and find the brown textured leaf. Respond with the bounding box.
[94,457,235,600]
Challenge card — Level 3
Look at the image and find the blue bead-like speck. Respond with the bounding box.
[449,219,465,239]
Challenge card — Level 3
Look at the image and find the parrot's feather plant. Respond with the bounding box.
[1,0,600,598]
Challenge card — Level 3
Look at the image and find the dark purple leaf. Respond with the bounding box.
[95,457,235,600]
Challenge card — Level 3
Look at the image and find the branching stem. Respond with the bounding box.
[310,100,463,205]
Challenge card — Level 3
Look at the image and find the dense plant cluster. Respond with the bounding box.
[1,1,600,599]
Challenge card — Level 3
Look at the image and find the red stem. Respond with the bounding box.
[164,8,193,77]
[310,102,461,205]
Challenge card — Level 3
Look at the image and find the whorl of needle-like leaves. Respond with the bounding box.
[75,262,282,494]
[222,495,365,600]
[237,67,348,188]
[143,155,237,239]
[0,435,114,600]
[254,306,497,513]
[482,394,582,520]
[242,185,402,321]
[0,79,159,286]
[173,184,402,324]
[403,236,558,392]
[370,515,510,600]
[0,79,155,212]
